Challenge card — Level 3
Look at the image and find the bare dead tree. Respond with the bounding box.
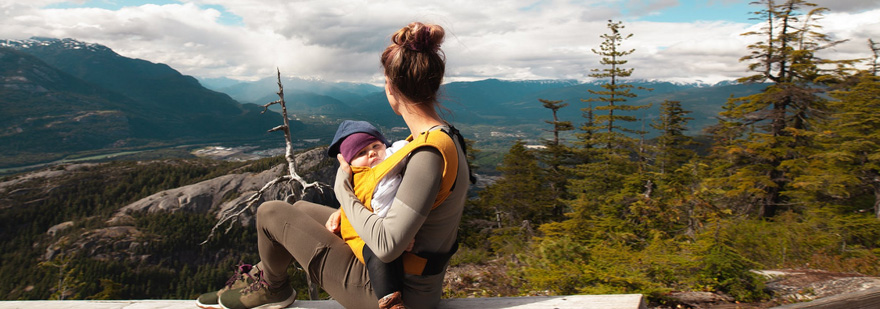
[201,68,324,245]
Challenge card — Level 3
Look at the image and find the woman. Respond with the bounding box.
[196,21,470,309]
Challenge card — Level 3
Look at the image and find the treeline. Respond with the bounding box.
[461,2,880,304]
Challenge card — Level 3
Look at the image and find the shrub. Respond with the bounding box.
[695,238,768,302]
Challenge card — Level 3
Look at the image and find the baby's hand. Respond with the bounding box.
[325,209,342,235]
[406,239,414,252]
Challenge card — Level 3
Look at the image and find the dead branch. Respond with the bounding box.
[201,68,324,245]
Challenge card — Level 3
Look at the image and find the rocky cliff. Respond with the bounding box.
[112,147,335,220]
[30,147,339,265]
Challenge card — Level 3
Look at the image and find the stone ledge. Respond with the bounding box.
[771,286,880,309]
[0,294,647,309]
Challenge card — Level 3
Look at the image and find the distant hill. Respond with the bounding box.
[0,47,145,163]
[214,75,383,107]
[217,77,766,136]
[0,38,305,168]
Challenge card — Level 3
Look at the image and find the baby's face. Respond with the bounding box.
[349,140,387,168]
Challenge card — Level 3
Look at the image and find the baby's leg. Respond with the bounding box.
[363,245,404,300]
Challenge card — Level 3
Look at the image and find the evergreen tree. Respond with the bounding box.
[791,73,880,218]
[573,101,600,165]
[539,99,573,151]
[711,0,844,217]
[581,20,652,151]
[649,100,696,176]
[40,255,86,300]
[621,100,701,238]
[545,20,653,246]
[473,141,557,228]
[539,99,574,219]
[539,99,574,170]
[463,138,480,178]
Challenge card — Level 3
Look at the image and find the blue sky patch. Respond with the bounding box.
[635,0,754,23]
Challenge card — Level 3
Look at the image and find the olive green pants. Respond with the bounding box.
[256,200,377,309]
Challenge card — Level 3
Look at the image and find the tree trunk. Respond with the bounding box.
[762,167,784,218]
[874,182,880,220]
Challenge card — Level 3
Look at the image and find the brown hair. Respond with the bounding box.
[381,22,446,105]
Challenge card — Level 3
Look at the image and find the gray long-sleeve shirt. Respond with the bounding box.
[335,126,470,308]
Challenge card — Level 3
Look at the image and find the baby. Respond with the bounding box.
[328,120,409,308]
[335,123,409,217]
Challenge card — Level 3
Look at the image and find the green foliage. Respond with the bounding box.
[517,236,592,295]
[88,279,123,300]
[39,255,87,300]
[706,210,880,277]
[790,74,880,217]
[0,158,299,300]
[449,246,492,267]
[471,141,559,228]
[493,4,877,304]
[695,238,768,302]
[519,235,692,301]
[712,0,851,218]
[650,100,696,175]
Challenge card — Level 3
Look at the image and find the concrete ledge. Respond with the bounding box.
[0,294,647,309]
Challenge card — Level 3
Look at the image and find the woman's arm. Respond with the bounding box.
[335,147,443,263]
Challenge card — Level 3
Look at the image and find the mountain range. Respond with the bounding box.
[208,72,766,135]
[0,38,302,168]
[1,37,766,170]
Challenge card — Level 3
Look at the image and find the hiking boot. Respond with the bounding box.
[196,263,257,309]
[378,291,406,309]
[219,269,296,309]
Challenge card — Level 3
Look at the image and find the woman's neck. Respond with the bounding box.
[400,102,444,136]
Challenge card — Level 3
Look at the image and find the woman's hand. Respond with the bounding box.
[336,153,351,174]
[326,209,342,235]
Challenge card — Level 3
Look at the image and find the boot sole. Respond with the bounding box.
[196,300,223,309]
[220,288,296,309]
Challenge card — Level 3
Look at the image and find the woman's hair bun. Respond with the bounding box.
[392,22,444,53]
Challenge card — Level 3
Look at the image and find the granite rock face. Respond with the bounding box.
[112,147,337,225]
[113,164,286,218]
[39,147,338,263]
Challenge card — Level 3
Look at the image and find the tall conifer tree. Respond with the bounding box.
[539,99,574,219]
[549,20,652,246]
[791,73,880,218]
[581,20,651,151]
[710,0,845,217]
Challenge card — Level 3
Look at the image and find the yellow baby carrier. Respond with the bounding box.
[338,125,468,276]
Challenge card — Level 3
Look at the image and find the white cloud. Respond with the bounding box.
[1,0,878,84]
[813,0,880,14]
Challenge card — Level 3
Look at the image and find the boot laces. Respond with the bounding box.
[242,269,271,294]
[224,263,253,288]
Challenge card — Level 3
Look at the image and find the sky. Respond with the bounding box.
[1,0,878,85]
